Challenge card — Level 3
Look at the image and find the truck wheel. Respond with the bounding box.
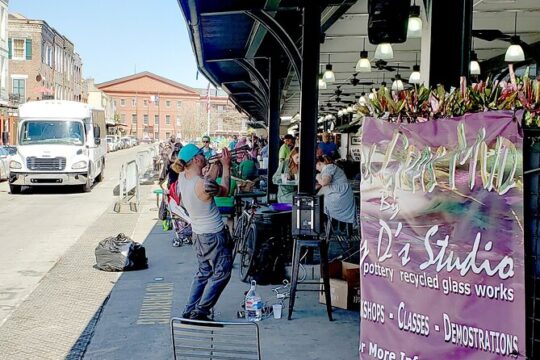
[9,184,21,194]
[95,161,104,182]
[82,166,93,192]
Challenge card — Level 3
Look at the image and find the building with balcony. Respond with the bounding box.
[7,12,84,104]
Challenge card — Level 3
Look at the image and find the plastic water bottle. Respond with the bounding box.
[245,280,263,321]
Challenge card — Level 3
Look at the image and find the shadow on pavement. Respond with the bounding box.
[77,221,360,360]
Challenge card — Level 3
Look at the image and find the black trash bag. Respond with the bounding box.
[95,233,148,271]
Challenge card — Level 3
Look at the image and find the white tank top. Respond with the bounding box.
[177,172,224,234]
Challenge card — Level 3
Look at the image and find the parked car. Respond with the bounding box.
[120,137,132,149]
[106,136,116,151]
[0,146,10,180]
[129,136,139,147]
[106,137,115,152]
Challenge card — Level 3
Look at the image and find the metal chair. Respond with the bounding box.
[170,317,261,360]
[325,217,359,252]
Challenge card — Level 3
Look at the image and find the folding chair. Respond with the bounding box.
[170,318,261,360]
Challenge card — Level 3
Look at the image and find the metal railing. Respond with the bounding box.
[114,160,140,213]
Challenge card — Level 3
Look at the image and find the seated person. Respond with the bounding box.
[315,155,355,224]
[272,147,299,203]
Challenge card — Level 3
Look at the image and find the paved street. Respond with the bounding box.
[0,145,148,326]
[0,144,359,360]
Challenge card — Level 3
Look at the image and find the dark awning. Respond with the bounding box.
[177,0,355,124]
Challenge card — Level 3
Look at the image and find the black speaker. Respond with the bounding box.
[292,194,324,237]
[1,131,8,145]
[368,0,410,44]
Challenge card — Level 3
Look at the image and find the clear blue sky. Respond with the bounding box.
[9,0,211,88]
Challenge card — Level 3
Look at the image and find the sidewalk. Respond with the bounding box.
[0,182,359,359]
[84,208,360,359]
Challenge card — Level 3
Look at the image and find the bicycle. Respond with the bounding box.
[232,200,260,281]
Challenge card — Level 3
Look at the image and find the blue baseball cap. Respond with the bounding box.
[179,143,202,163]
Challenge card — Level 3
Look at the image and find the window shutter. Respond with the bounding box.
[25,39,32,60]
[7,38,11,59]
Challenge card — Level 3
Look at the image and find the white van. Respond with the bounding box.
[8,100,107,193]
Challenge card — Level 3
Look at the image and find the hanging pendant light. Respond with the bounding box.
[374,43,394,60]
[359,92,367,105]
[505,12,525,62]
[318,64,327,89]
[347,106,354,113]
[318,77,327,89]
[408,53,421,84]
[391,75,404,92]
[407,1,422,39]
[409,65,421,84]
[356,38,371,73]
[323,54,335,83]
[469,51,481,75]
[380,74,390,94]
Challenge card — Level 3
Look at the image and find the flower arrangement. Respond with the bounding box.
[356,65,540,126]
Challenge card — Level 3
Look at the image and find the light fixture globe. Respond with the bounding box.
[391,74,404,92]
[407,5,422,38]
[359,92,367,105]
[469,52,481,75]
[347,106,353,112]
[505,36,525,62]
[374,43,394,60]
[323,63,335,83]
[318,75,327,89]
[356,50,371,72]
[338,110,343,117]
[409,64,421,84]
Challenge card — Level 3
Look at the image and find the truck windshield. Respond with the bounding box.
[19,120,85,145]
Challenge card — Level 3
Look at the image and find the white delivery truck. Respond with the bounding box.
[8,100,107,194]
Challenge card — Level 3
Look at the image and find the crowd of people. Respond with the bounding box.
[156,131,355,321]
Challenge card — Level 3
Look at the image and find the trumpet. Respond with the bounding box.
[208,144,251,164]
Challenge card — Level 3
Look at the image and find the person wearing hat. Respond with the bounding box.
[176,143,232,321]
[201,135,216,160]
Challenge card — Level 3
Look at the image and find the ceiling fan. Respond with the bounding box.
[372,59,410,72]
[350,73,375,86]
[472,29,511,42]
[320,85,354,97]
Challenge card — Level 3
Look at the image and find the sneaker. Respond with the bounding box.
[189,311,213,321]
[172,239,181,247]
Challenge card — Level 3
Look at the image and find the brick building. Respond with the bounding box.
[97,71,247,141]
[7,13,84,104]
[0,0,13,145]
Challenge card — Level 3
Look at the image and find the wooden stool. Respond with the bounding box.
[287,236,333,321]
